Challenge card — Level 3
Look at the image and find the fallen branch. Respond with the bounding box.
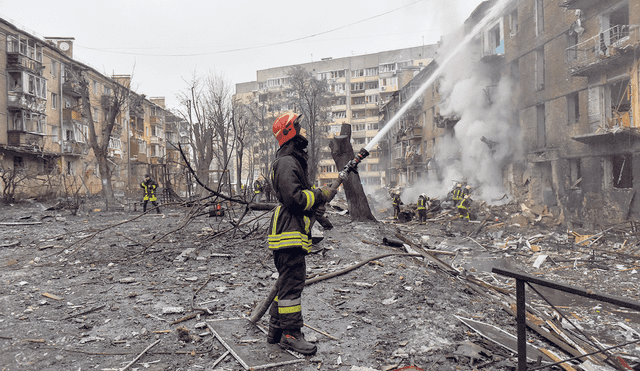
[250,252,422,323]
[61,303,106,320]
[119,339,160,371]
[304,323,338,340]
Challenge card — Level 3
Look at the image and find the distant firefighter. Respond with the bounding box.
[140,174,161,214]
[417,194,429,224]
[458,194,471,221]
[392,193,403,219]
[452,183,463,207]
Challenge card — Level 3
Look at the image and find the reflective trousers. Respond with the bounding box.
[269,248,306,330]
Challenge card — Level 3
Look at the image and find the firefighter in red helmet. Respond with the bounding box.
[266,112,336,355]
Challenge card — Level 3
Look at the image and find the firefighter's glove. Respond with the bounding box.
[319,186,337,203]
[315,204,326,217]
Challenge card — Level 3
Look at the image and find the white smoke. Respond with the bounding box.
[402,28,522,206]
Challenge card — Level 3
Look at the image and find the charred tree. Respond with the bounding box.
[329,124,376,222]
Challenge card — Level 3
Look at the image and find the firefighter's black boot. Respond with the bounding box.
[267,325,282,344]
[280,329,317,355]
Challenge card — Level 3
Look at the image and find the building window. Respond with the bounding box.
[333,111,346,119]
[93,80,98,95]
[380,63,396,73]
[535,0,544,36]
[612,154,632,189]
[566,31,579,62]
[51,93,58,109]
[599,3,630,56]
[13,156,24,171]
[365,67,378,76]
[570,158,582,189]
[51,60,58,78]
[536,104,546,148]
[568,93,580,124]
[351,69,364,78]
[104,85,111,96]
[367,81,379,89]
[509,9,519,37]
[66,160,75,175]
[350,82,365,91]
[535,47,545,91]
[485,22,503,55]
[352,97,365,105]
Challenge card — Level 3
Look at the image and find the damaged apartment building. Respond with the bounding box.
[379,0,640,227]
[0,17,190,201]
[234,45,437,188]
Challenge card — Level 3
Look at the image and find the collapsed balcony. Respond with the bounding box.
[435,113,460,129]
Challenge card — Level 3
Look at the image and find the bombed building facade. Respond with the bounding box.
[0,18,189,201]
[379,0,640,228]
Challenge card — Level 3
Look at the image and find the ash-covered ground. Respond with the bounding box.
[1,197,639,371]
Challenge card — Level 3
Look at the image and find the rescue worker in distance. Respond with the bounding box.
[417,194,428,224]
[141,174,161,214]
[452,183,463,207]
[267,112,337,355]
[254,179,263,203]
[392,192,403,219]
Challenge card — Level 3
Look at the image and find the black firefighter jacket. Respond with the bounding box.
[268,140,323,253]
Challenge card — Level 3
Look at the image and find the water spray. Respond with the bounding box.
[365,0,512,151]
[327,0,511,191]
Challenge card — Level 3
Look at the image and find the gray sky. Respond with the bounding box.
[0,0,485,110]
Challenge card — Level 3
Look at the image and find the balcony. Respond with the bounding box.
[436,114,460,129]
[63,108,82,122]
[8,131,44,148]
[62,140,88,156]
[150,116,163,125]
[7,92,46,113]
[6,52,43,74]
[559,0,599,9]
[406,153,422,165]
[63,80,83,98]
[567,25,640,76]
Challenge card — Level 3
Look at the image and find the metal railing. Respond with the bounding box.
[566,25,640,73]
[493,267,640,370]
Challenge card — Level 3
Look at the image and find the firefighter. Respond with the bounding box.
[417,193,428,224]
[254,179,263,202]
[452,183,463,207]
[267,112,336,355]
[392,192,403,219]
[140,174,161,214]
[463,184,472,199]
[458,194,471,221]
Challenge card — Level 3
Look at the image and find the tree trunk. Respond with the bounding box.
[329,124,376,222]
[96,152,115,204]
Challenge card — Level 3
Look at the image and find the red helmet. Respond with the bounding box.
[273,112,302,146]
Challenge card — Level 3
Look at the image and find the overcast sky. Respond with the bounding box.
[0,0,485,110]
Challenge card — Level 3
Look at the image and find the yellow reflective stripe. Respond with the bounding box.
[268,231,312,251]
[278,305,302,314]
[303,216,310,234]
[271,206,281,236]
[302,190,314,211]
[274,296,278,302]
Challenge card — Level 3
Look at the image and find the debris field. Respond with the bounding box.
[1,197,640,371]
